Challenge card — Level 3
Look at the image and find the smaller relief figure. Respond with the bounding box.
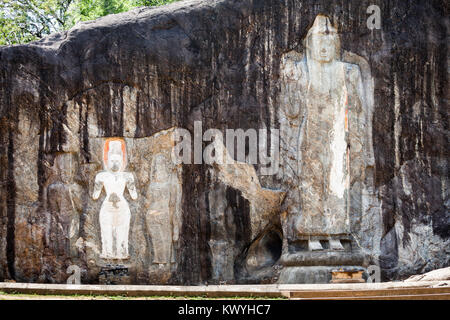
[46,153,82,257]
[92,138,138,259]
[145,154,181,268]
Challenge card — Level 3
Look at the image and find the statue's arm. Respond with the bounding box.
[72,185,84,213]
[280,54,306,121]
[92,174,103,200]
[47,183,61,212]
[349,64,365,111]
[126,173,138,200]
[65,183,83,215]
[172,181,182,242]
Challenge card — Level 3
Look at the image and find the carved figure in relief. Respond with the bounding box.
[92,138,137,259]
[47,153,82,257]
[279,15,367,250]
[145,154,181,267]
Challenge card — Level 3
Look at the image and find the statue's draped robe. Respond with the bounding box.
[146,180,174,264]
[279,51,366,240]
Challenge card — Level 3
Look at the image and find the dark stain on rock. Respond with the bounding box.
[6,129,16,280]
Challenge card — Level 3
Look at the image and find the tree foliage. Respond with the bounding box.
[0,0,179,45]
[0,0,75,44]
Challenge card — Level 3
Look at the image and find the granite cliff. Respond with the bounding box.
[0,0,448,284]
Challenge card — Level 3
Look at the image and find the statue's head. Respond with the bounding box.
[151,154,171,182]
[108,153,123,172]
[305,15,340,63]
[103,138,126,172]
[54,153,76,184]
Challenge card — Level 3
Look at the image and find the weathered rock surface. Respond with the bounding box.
[405,266,450,282]
[0,0,448,284]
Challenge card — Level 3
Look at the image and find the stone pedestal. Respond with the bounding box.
[279,266,364,284]
[98,264,132,285]
[278,238,366,284]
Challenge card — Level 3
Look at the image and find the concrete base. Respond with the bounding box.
[278,266,365,284]
[0,283,282,298]
[0,281,449,299]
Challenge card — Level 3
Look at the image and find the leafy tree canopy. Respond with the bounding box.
[0,0,179,45]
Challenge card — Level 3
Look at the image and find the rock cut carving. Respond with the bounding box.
[145,153,181,267]
[92,138,138,260]
[279,14,372,251]
[46,153,82,258]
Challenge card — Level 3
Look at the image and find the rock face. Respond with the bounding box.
[405,266,450,282]
[0,0,448,284]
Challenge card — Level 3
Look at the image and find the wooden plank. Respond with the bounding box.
[292,293,450,300]
[288,287,450,298]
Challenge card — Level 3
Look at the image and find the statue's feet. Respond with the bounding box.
[100,253,130,260]
[329,239,345,250]
[113,255,130,260]
[308,240,323,251]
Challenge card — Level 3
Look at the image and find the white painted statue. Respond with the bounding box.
[92,139,138,259]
